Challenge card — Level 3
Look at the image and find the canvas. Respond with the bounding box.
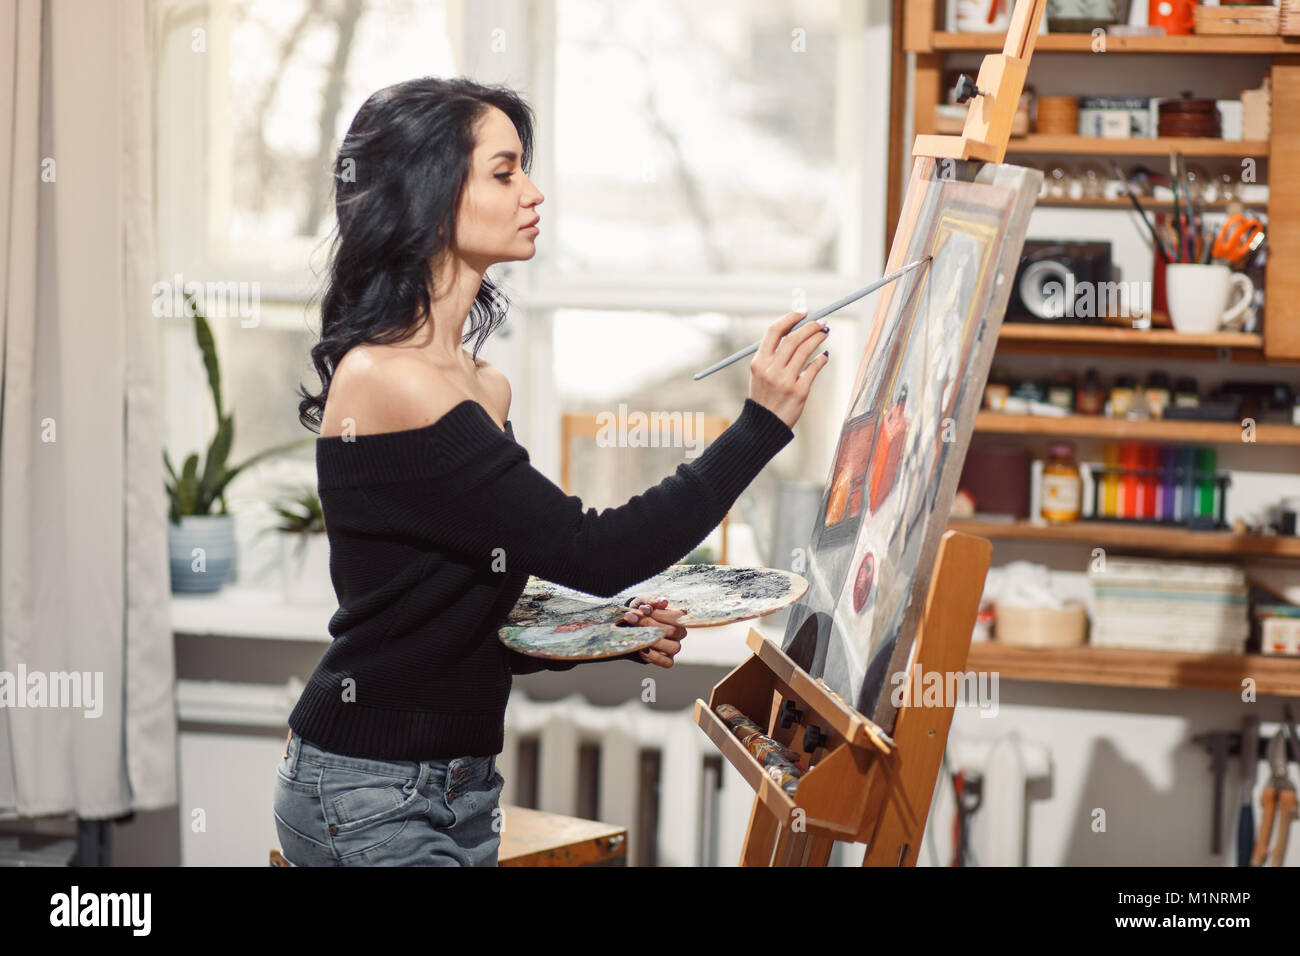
[780,156,1042,732]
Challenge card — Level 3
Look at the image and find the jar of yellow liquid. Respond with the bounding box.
[1041,442,1082,523]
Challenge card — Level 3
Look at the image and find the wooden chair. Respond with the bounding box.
[560,411,733,564]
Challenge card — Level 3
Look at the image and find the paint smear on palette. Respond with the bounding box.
[620,565,809,626]
[501,565,809,659]
[499,621,664,661]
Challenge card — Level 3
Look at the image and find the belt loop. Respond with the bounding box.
[282,730,301,777]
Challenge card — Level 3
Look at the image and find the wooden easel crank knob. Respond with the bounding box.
[803,724,828,752]
[954,74,987,104]
[778,699,803,729]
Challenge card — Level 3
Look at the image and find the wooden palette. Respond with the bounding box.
[500,565,809,660]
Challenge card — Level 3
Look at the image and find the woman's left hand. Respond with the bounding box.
[622,595,686,668]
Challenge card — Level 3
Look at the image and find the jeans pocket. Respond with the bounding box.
[321,763,428,860]
[272,762,334,864]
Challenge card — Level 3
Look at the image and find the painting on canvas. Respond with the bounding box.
[781,156,1042,731]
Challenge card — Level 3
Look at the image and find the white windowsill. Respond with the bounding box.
[168,584,775,668]
[171,586,335,643]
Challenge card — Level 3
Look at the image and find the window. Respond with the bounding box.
[548,0,844,275]
[155,0,891,585]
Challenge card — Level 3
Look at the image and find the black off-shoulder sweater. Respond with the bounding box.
[287,397,794,760]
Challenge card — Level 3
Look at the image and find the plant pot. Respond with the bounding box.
[279,531,333,604]
[169,514,236,594]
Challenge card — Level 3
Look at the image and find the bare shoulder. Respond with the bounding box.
[471,355,512,421]
[322,346,469,438]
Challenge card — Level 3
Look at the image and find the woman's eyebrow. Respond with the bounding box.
[488,149,518,162]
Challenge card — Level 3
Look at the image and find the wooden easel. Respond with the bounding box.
[912,0,1046,164]
[691,0,1046,867]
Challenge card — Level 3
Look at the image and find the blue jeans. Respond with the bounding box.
[273,730,504,866]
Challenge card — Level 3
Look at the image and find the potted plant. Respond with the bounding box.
[258,484,332,604]
[164,292,311,594]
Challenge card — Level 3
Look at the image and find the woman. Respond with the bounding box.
[274,76,830,866]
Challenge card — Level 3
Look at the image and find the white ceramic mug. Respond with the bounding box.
[1165,263,1254,334]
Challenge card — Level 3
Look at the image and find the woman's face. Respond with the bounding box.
[453,106,544,269]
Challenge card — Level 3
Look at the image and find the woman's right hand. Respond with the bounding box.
[748,311,831,429]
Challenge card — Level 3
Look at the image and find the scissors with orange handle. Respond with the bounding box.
[1211,214,1265,268]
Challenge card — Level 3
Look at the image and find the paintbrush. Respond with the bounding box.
[693,256,933,381]
[1170,151,1186,263]
[1114,161,1174,261]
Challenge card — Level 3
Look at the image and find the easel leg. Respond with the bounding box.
[862,532,991,866]
[740,795,779,865]
[742,794,836,866]
[772,829,834,866]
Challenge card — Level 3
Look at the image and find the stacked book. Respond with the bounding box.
[1088,557,1248,654]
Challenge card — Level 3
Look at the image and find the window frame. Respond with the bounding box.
[154,0,893,482]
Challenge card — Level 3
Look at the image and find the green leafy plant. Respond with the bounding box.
[256,484,326,561]
[163,291,312,524]
[684,545,716,565]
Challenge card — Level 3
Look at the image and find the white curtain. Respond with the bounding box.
[0,0,176,818]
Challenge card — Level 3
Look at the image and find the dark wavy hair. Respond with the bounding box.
[297,77,536,432]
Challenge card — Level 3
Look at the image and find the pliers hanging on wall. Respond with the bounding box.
[1252,726,1298,866]
[950,770,982,867]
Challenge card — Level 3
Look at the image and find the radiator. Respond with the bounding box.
[502,692,768,866]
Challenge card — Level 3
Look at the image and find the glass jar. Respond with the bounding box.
[1042,442,1082,523]
[1077,368,1106,415]
[1173,376,1200,409]
[1047,370,1077,413]
[1109,375,1136,417]
[1145,371,1172,419]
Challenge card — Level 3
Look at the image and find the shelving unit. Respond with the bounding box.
[896,0,1300,360]
[893,2,1300,688]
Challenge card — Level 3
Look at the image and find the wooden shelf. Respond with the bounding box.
[974,410,1300,444]
[966,642,1300,696]
[948,518,1300,558]
[998,324,1262,349]
[1006,135,1268,157]
[995,323,1268,361]
[925,31,1300,55]
[1034,197,1242,211]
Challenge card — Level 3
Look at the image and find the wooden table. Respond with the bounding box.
[269,804,627,867]
[498,804,627,866]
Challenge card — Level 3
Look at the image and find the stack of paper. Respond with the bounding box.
[1088,557,1248,654]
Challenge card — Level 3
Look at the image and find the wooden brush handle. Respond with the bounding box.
[1270,790,1297,867]
[1253,787,1278,867]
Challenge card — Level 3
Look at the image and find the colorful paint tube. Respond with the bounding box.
[1158,446,1178,521]
[1139,444,1159,519]
[715,704,808,792]
[1120,442,1141,518]
[715,703,763,738]
[1178,446,1197,521]
[1101,443,1120,517]
[1196,446,1217,517]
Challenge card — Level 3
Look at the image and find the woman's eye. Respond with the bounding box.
[495,172,513,181]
